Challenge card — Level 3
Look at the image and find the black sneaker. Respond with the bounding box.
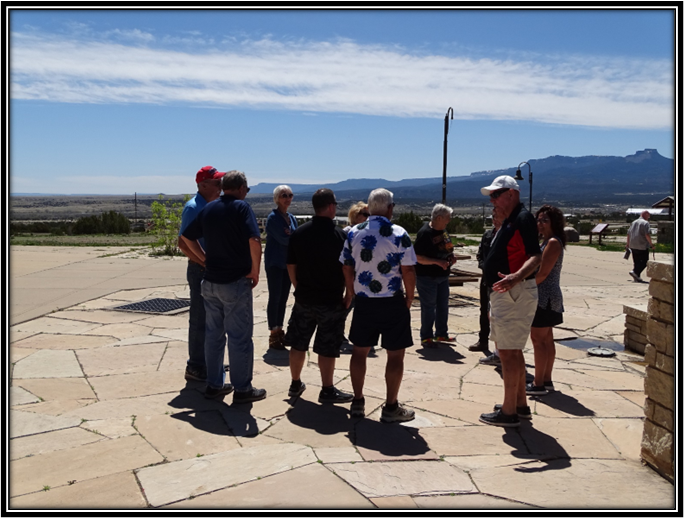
[468,340,489,352]
[185,365,207,382]
[288,381,306,398]
[479,409,520,427]
[233,387,267,404]
[544,381,555,392]
[204,383,234,399]
[494,403,532,419]
[526,382,548,396]
[318,386,354,404]
[380,402,415,423]
[350,397,365,418]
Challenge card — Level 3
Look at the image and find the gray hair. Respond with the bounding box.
[221,170,247,191]
[273,185,292,203]
[367,188,394,215]
[431,203,453,221]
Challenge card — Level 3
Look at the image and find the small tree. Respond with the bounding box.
[394,211,424,233]
[150,195,189,256]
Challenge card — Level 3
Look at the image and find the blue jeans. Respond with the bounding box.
[266,266,291,329]
[416,275,450,340]
[201,277,255,391]
[186,261,206,371]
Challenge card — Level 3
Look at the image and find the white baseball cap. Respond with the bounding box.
[480,175,520,196]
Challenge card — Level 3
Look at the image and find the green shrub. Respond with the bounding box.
[150,195,189,256]
[394,211,424,233]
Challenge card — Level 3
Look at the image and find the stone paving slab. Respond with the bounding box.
[10,434,164,498]
[137,443,318,507]
[8,245,676,511]
[9,386,41,406]
[13,350,84,379]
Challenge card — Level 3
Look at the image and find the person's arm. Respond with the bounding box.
[415,255,449,270]
[401,265,416,309]
[492,253,542,293]
[535,239,562,285]
[177,236,205,265]
[287,264,297,288]
[266,213,293,246]
[180,236,206,267]
[645,225,653,248]
[342,265,356,309]
[246,237,262,289]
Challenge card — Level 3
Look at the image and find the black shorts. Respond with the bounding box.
[285,301,346,358]
[349,295,413,351]
[531,303,563,328]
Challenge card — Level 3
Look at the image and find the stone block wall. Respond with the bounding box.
[623,305,648,354]
[641,260,675,483]
[656,220,674,245]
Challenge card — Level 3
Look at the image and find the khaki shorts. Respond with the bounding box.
[489,280,538,350]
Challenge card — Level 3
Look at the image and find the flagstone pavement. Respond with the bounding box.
[8,244,676,510]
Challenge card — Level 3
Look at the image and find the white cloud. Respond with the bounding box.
[10,32,673,130]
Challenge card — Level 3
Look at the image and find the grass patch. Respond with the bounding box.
[570,241,674,254]
[10,233,158,247]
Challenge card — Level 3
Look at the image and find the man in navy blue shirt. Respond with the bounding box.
[181,171,267,403]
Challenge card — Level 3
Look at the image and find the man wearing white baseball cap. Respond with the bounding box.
[478,175,542,427]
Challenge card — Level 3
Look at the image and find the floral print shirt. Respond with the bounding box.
[340,215,417,298]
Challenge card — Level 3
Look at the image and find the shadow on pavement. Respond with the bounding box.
[506,422,572,473]
[416,345,465,364]
[533,392,596,417]
[286,398,353,436]
[352,419,431,458]
[262,348,290,367]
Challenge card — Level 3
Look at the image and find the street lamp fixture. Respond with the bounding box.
[442,107,454,205]
[515,161,533,212]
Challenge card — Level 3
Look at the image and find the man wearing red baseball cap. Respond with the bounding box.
[178,166,225,383]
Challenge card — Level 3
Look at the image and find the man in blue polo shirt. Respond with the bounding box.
[181,171,267,403]
[178,166,225,383]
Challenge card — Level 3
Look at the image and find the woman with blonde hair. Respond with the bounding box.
[264,185,298,350]
[343,201,370,233]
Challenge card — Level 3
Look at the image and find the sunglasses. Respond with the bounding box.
[280,193,293,198]
[490,188,510,200]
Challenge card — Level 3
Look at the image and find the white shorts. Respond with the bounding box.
[489,280,538,350]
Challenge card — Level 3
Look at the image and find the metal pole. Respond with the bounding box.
[442,107,453,205]
[529,171,533,213]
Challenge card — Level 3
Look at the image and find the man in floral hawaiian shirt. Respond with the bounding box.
[340,188,417,423]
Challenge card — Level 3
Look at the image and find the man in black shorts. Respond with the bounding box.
[340,188,418,423]
[285,189,354,404]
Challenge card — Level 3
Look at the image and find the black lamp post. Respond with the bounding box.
[514,161,533,212]
[442,107,454,205]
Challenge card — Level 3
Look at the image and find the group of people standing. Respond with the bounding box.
[177,166,567,428]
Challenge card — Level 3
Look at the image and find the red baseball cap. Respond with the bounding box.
[196,166,226,183]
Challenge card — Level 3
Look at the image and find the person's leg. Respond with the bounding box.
[350,346,370,399]
[385,349,406,405]
[416,276,437,340]
[289,349,307,383]
[318,356,336,387]
[531,326,551,387]
[186,262,206,372]
[478,279,490,344]
[201,281,227,390]
[434,277,450,338]
[266,266,283,331]
[633,249,649,278]
[222,278,256,392]
[276,267,292,329]
[498,349,526,415]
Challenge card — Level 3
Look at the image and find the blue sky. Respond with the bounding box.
[9,8,676,195]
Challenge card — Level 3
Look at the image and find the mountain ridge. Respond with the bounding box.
[249,149,673,205]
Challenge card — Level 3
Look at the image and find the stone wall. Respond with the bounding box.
[656,220,674,245]
[641,260,675,483]
[623,305,648,354]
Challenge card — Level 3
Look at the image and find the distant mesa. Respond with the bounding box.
[247,149,673,205]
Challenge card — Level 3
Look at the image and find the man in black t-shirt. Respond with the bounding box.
[284,189,354,404]
[414,203,457,347]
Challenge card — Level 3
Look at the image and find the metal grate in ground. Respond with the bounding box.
[111,298,191,315]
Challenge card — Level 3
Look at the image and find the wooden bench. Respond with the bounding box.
[448,267,481,286]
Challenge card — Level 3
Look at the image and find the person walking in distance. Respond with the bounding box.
[626,210,653,283]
